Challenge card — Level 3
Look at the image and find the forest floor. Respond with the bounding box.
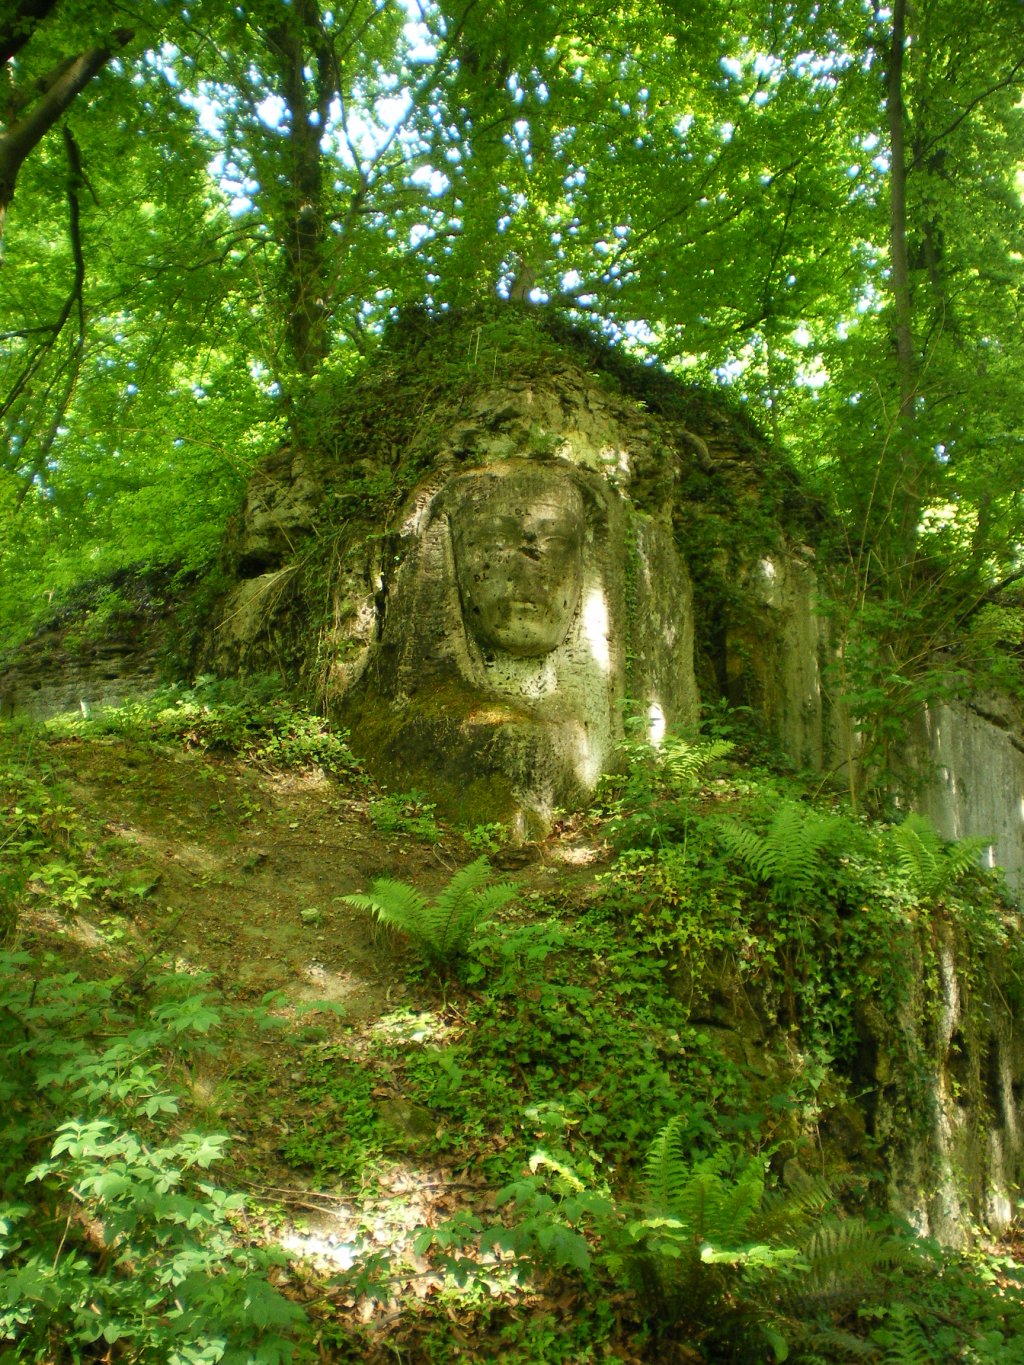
[9,704,1024,1364]
[12,729,646,1362]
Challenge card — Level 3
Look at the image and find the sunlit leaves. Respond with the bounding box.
[1,0,1022,644]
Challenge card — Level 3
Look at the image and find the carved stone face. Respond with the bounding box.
[449,467,586,658]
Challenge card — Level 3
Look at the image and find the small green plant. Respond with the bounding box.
[275,1045,384,1181]
[49,676,361,776]
[367,788,441,839]
[0,753,140,938]
[0,957,309,1363]
[715,798,846,904]
[463,821,508,855]
[601,729,734,849]
[339,857,517,970]
[887,812,989,900]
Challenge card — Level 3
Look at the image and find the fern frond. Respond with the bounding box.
[874,1302,936,1365]
[805,1218,912,1284]
[705,1159,765,1245]
[718,801,843,901]
[339,860,517,968]
[789,1323,878,1361]
[753,1171,833,1244]
[945,836,990,881]
[428,857,517,960]
[660,737,735,790]
[433,856,495,909]
[340,878,429,937]
[891,814,944,894]
[889,813,986,898]
[642,1118,729,1219]
[640,1124,766,1248]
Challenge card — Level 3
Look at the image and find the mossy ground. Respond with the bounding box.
[4,698,1024,1362]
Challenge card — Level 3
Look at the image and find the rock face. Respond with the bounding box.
[857,925,1024,1246]
[909,694,1024,895]
[722,548,839,772]
[205,312,795,828]
[340,456,698,829]
[0,581,172,722]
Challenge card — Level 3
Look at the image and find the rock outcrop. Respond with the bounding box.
[204,309,808,829]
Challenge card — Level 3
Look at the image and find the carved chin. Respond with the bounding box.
[478,602,572,658]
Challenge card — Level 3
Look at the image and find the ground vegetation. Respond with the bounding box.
[3,689,1024,1359]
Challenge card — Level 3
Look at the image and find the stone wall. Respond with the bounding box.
[908,693,1024,897]
[0,616,166,722]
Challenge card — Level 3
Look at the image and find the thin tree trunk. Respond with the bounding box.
[268,0,331,374]
[885,0,920,556]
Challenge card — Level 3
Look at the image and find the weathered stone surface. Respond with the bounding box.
[0,610,166,721]
[235,447,322,576]
[723,548,838,771]
[339,454,697,830]
[867,929,1024,1244]
[907,693,1024,894]
[204,325,736,829]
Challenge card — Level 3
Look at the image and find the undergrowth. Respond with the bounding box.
[0,960,310,1363]
[4,695,1024,1362]
[42,675,361,776]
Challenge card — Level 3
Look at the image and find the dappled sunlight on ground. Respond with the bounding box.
[8,730,644,1359]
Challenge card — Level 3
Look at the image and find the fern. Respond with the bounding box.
[616,1121,928,1362]
[717,799,844,902]
[604,734,734,849]
[619,1125,796,1353]
[871,1300,940,1365]
[339,857,517,969]
[658,736,735,792]
[888,813,988,899]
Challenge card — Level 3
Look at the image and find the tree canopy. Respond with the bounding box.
[2,0,1023,682]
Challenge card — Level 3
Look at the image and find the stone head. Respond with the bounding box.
[447,463,586,659]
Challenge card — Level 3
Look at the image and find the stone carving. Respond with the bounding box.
[448,465,585,660]
[335,453,698,832]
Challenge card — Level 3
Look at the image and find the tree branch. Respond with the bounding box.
[910,55,1024,171]
[0,30,133,227]
[3,124,87,458]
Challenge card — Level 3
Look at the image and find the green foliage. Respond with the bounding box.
[51,677,360,776]
[367,788,441,840]
[887,813,988,901]
[478,1118,926,1363]
[274,1046,384,1183]
[597,733,1024,1173]
[0,958,309,1363]
[2,0,1024,748]
[5,699,1024,1359]
[340,858,518,970]
[0,742,153,940]
[715,799,847,904]
[462,821,509,856]
[600,729,735,850]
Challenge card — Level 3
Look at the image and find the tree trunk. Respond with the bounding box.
[267,0,332,375]
[885,0,921,557]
